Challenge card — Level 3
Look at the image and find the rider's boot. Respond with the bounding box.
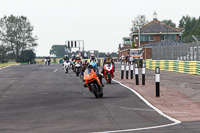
[101,69,104,74]
[101,83,104,87]
[99,75,104,87]
[83,82,87,87]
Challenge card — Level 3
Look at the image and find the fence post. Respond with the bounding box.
[142,63,145,85]
[121,61,124,79]
[126,62,129,79]
[155,67,160,97]
[135,63,139,85]
[130,61,133,79]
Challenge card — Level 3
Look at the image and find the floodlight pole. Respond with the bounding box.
[138,25,141,48]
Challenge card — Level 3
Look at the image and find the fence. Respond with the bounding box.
[144,59,200,75]
[149,38,200,61]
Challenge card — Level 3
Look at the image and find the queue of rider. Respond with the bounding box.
[62,52,115,88]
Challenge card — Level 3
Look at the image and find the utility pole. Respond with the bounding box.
[137,25,141,48]
[139,25,140,48]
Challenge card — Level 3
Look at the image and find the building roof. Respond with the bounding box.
[132,19,183,35]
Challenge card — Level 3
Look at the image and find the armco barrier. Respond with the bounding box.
[189,61,197,74]
[145,60,200,75]
[197,62,200,75]
[146,60,149,69]
[168,61,174,71]
[164,60,169,71]
[178,61,184,73]
[160,60,165,70]
[173,61,179,72]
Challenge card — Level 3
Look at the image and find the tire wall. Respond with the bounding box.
[144,59,200,75]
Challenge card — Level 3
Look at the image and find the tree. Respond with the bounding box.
[99,52,106,57]
[0,44,9,63]
[162,19,176,28]
[131,15,149,32]
[50,45,71,57]
[179,15,191,28]
[110,52,118,57]
[0,15,38,62]
[132,42,136,49]
[19,49,36,63]
[178,15,200,38]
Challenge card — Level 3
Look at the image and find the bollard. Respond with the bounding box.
[130,61,133,79]
[155,67,160,97]
[135,63,139,85]
[121,62,124,79]
[142,63,145,85]
[126,62,129,79]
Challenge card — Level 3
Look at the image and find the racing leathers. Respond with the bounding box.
[101,56,115,74]
[89,57,98,65]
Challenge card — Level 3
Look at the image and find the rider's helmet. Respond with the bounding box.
[106,52,110,57]
[91,54,95,59]
[76,54,80,58]
[82,60,88,68]
[65,55,68,58]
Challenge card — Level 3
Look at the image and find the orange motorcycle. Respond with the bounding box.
[83,68,103,98]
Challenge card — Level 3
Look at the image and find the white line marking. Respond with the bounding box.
[94,79,181,133]
[53,69,58,73]
[108,105,154,112]
[93,122,179,133]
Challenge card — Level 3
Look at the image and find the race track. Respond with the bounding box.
[0,64,199,133]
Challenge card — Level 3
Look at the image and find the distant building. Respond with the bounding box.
[118,12,184,59]
[131,11,184,48]
[118,37,132,58]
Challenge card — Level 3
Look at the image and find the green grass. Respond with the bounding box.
[0,62,20,68]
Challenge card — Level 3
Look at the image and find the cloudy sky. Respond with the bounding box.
[1,0,200,56]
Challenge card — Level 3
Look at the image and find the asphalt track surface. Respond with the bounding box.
[0,64,200,133]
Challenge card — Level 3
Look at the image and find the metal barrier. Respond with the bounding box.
[152,40,200,61]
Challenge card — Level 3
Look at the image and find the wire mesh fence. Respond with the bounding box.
[151,37,200,61]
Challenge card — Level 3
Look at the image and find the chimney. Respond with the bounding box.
[153,11,157,20]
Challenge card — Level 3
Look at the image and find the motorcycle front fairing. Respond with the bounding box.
[84,68,100,91]
[104,63,114,78]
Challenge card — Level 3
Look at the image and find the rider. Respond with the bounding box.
[71,54,76,62]
[101,52,115,74]
[75,54,82,63]
[62,55,69,66]
[89,54,98,65]
[63,55,70,62]
[80,60,89,80]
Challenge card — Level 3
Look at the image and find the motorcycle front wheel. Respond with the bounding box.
[65,67,68,73]
[108,73,111,84]
[91,84,100,98]
[76,68,80,76]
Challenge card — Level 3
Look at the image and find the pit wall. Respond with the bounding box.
[144,60,200,75]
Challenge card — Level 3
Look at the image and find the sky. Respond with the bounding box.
[1,0,200,56]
